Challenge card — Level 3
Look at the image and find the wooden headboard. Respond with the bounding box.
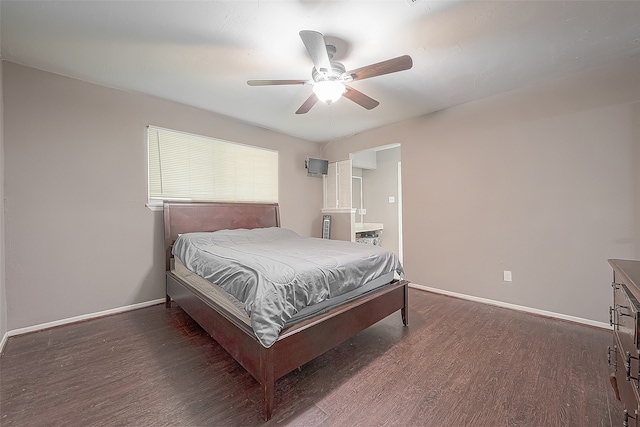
[163,201,280,270]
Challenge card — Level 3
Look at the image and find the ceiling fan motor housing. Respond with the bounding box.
[312,61,346,82]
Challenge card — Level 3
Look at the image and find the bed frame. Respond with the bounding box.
[163,201,409,420]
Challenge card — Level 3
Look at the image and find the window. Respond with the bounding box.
[147,126,278,209]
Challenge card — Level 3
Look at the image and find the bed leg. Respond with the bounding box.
[165,294,172,308]
[263,379,274,421]
[401,282,409,326]
[262,348,275,421]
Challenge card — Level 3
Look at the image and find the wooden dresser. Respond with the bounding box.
[609,259,640,425]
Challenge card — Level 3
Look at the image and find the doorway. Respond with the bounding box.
[350,144,402,260]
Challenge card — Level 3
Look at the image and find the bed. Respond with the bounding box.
[163,201,409,420]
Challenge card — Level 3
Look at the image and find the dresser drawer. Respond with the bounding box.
[611,335,640,417]
[611,281,640,424]
[613,283,640,353]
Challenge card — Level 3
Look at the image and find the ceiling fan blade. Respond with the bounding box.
[247,79,308,86]
[343,86,379,110]
[299,30,332,74]
[346,55,413,81]
[295,93,319,114]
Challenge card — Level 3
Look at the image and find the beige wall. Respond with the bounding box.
[4,55,640,332]
[3,62,322,331]
[325,210,354,242]
[0,58,7,341]
[323,56,640,324]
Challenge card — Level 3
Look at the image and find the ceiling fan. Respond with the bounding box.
[247,30,413,114]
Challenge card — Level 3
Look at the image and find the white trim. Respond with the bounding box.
[397,160,403,265]
[409,283,611,330]
[321,208,356,214]
[0,332,8,353]
[2,299,165,346]
[1,286,611,351]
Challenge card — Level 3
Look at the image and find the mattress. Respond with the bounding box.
[172,259,394,328]
[173,259,251,327]
[171,227,404,347]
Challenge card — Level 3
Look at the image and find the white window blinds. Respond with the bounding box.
[147,126,278,204]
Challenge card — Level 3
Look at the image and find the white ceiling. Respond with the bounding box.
[2,1,640,143]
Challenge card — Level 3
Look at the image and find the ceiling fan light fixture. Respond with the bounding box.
[313,80,345,104]
[249,30,413,114]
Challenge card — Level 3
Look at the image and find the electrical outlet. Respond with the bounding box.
[389,196,395,203]
[503,271,512,282]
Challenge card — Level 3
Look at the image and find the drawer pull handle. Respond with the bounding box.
[611,306,620,327]
[617,304,633,317]
[625,351,639,384]
[609,346,618,367]
[624,409,638,427]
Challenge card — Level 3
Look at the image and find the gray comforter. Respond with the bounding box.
[172,227,404,347]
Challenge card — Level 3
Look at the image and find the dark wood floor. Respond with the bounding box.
[0,288,622,426]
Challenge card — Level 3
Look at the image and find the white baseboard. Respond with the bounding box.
[1,286,611,353]
[1,298,166,352]
[409,283,611,330]
[0,331,8,354]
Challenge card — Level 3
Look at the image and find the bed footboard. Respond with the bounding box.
[166,272,408,420]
